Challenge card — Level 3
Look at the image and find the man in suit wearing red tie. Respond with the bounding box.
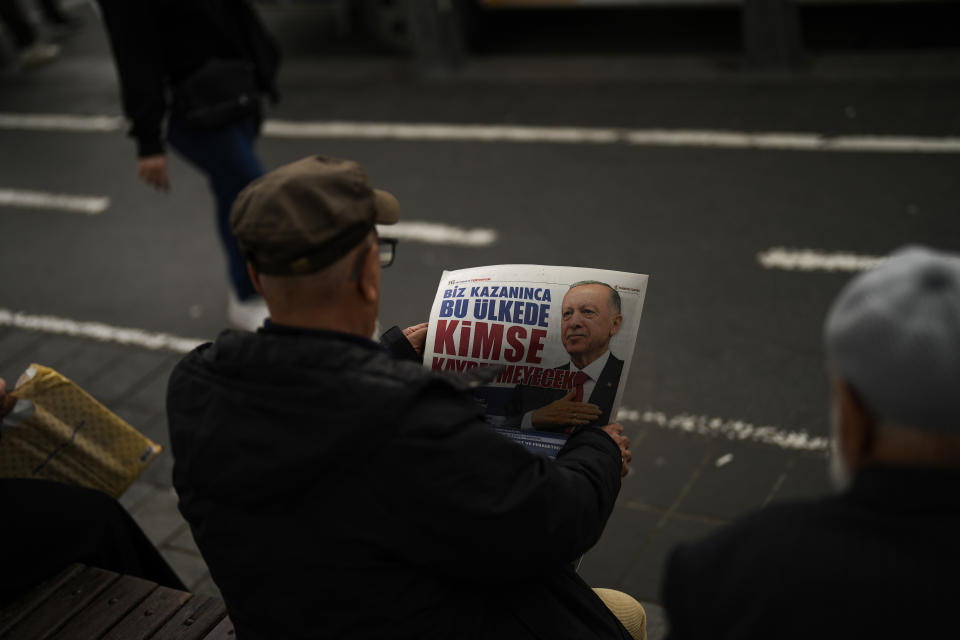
[509,281,625,433]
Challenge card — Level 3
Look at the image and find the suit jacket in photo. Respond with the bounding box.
[507,354,624,430]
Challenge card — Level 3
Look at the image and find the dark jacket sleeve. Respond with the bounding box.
[379,326,421,362]
[385,381,623,581]
[96,0,167,157]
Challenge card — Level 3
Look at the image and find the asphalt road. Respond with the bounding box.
[4,1,959,438]
[1,0,959,614]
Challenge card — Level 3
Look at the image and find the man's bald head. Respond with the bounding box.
[249,230,381,336]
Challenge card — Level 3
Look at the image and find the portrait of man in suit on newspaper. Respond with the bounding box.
[507,281,624,433]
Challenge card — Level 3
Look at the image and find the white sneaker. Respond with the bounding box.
[227,292,269,331]
[19,42,60,68]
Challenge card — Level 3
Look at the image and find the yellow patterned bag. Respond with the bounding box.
[0,364,162,497]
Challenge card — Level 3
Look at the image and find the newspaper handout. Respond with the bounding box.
[424,265,648,457]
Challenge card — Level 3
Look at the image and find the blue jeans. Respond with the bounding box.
[167,116,264,300]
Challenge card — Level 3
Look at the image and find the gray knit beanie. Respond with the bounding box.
[824,245,960,432]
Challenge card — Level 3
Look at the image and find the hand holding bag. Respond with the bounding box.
[0,365,162,498]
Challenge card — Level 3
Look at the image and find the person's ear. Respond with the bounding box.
[833,379,877,471]
[247,262,265,298]
[356,243,380,304]
[609,313,623,337]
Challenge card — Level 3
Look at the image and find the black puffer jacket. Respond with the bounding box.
[167,326,630,639]
[97,0,280,156]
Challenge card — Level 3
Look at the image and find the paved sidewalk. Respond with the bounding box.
[0,324,835,639]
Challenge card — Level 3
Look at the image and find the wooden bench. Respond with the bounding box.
[0,564,233,640]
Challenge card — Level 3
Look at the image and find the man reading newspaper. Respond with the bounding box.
[166,156,644,640]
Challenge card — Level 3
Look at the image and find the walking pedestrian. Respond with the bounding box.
[96,0,280,330]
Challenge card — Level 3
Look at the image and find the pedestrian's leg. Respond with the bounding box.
[0,0,38,48]
[207,120,265,301]
[167,117,266,315]
[37,0,70,25]
[0,0,59,67]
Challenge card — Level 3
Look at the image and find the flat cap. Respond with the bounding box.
[825,245,960,432]
[230,155,400,275]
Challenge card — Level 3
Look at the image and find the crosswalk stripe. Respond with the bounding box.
[0,113,124,132]
[0,309,206,353]
[378,221,497,247]
[0,189,109,214]
[757,247,885,272]
[617,406,829,452]
[2,112,959,154]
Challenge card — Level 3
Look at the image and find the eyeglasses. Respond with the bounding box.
[378,238,397,268]
[350,237,398,281]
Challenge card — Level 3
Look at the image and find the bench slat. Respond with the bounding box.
[0,565,233,640]
[3,566,118,640]
[49,574,157,640]
[100,586,192,640]
[153,594,227,640]
[201,615,236,640]
[0,564,84,636]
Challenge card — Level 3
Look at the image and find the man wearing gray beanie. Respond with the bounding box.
[660,245,960,639]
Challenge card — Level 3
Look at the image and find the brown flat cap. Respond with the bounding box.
[230,155,400,275]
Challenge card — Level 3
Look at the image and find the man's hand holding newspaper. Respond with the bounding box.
[0,378,15,419]
[602,422,632,478]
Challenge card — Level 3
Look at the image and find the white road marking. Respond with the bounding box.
[0,309,205,354]
[0,189,110,215]
[377,221,497,247]
[626,129,822,150]
[715,453,735,467]
[3,113,960,154]
[617,407,830,452]
[0,113,124,132]
[757,247,885,272]
[268,121,960,153]
[265,120,622,144]
[626,129,960,153]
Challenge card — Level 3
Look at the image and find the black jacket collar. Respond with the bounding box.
[259,319,386,352]
[849,465,960,513]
